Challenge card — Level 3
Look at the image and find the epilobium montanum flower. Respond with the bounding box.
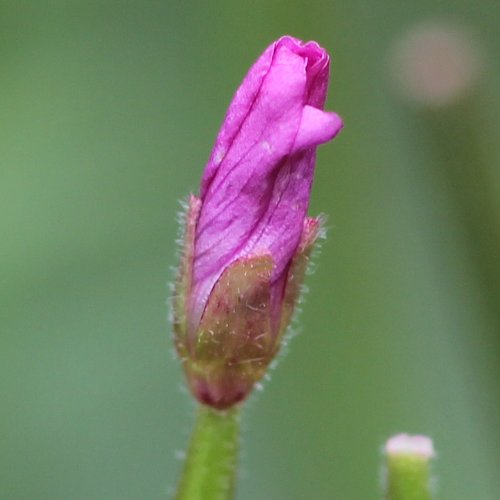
[173,36,343,409]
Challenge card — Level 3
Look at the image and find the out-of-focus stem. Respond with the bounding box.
[175,405,240,500]
[419,97,500,320]
[384,434,435,500]
[386,454,433,500]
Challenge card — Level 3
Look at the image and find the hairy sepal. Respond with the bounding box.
[184,255,273,410]
[276,216,322,353]
[173,195,201,359]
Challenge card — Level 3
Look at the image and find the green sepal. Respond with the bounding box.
[173,195,201,359]
[277,216,322,351]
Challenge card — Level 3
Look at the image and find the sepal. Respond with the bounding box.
[182,255,274,409]
[173,195,201,357]
[277,217,322,348]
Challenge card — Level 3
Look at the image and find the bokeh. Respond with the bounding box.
[1,2,499,499]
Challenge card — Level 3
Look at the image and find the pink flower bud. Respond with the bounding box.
[173,36,343,409]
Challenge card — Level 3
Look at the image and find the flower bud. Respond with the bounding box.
[384,434,435,500]
[389,21,483,107]
[173,36,343,409]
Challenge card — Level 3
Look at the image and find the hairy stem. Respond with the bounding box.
[175,405,241,500]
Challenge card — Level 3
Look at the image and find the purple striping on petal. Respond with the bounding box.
[189,36,343,330]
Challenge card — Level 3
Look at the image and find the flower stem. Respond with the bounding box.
[385,454,433,500]
[175,404,241,500]
[384,434,435,500]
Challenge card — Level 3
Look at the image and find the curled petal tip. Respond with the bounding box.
[294,107,343,152]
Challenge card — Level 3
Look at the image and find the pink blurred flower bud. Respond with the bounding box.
[384,434,436,499]
[385,434,435,459]
[389,21,483,107]
[173,36,343,409]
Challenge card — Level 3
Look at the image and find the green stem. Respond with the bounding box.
[384,434,435,500]
[175,404,241,500]
[385,454,433,500]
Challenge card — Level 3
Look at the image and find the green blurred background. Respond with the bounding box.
[1,2,499,499]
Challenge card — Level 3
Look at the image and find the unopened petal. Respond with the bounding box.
[190,36,341,328]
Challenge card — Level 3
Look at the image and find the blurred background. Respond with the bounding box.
[1,1,499,499]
